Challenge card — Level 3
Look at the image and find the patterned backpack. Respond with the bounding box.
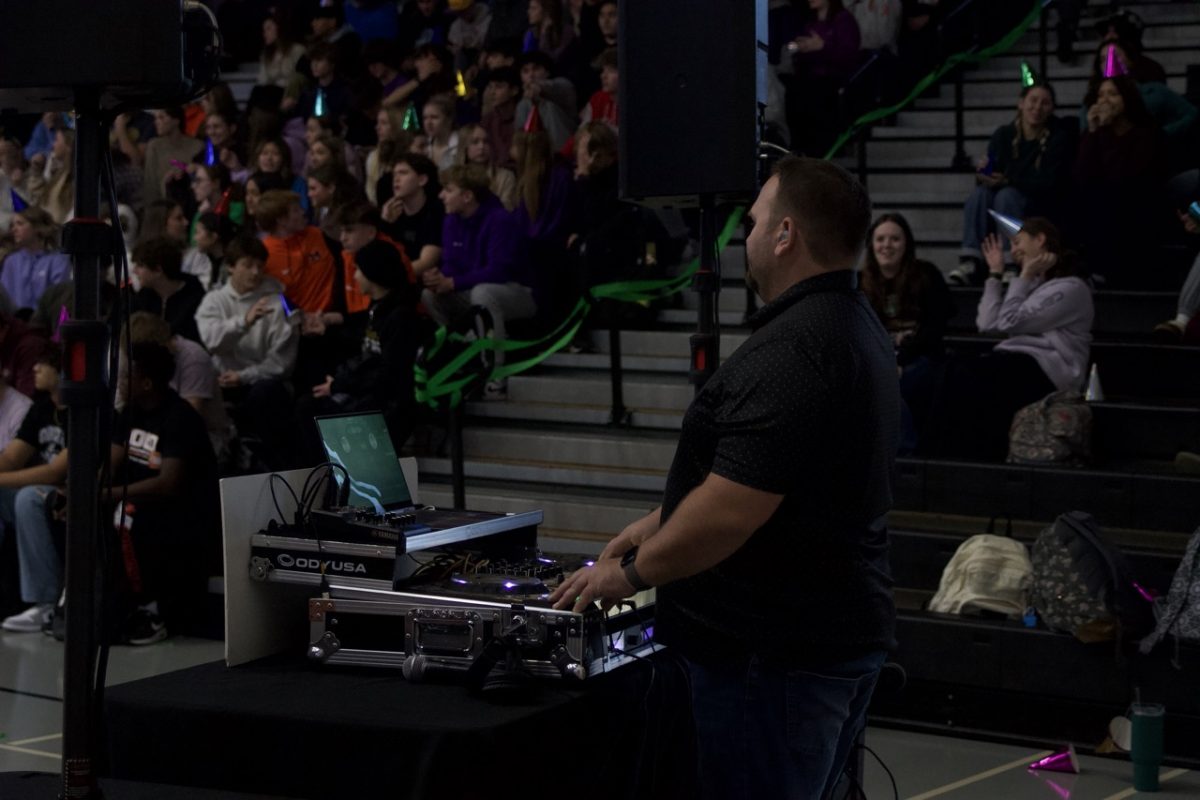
[1007,390,1092,465]
[1139,528,1200,658]
[1029,511,1151,642]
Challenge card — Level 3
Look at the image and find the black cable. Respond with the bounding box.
[269,472,301,526]
[856,742,899,800]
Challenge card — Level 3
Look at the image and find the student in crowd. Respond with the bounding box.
[126,312,233,470]
[308,239,425,452]
[448,0,494,70]
[190,163,245,236]
[848,0,902,54]
[243,172,290,231]
[254,137,309,205]
[481,66,522,169]
[1072,75,1168,285]
[524,0,576,69]
[578,47,618,130]
[457,123,517,209]
[291,42,353,125]
[130,237,206,344]
[106,341,219,643]
[512,128,576,304]
[184,211,235,291]
[142,107,203,205]
[256,190,339,316]
[424,164,533,397]
[951,82,1073,284]
[515,51,578,153]
[306,162,361,239]
[203,110,248,182]
[26,128,74,224]
[404,44,458,121]
[0,349,69,633]
[784,0,862,156]
[195,236,299,469]
[0,207,71,315]
[380,153,445,278]
[861,212,953,372]
[912,218,1093,460]
[0,311,48,398]
[364,39,410,109]
[397,0,453,55]
[365,106,413,204]
[336,201,420,322]
[1153,206,1200,342]
[257,14,306,92]
[422,95,461,170]
[139,199,211,283]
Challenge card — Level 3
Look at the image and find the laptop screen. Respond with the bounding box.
[315,413,412,513]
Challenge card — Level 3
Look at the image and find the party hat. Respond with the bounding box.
[214,186,233,216]
[204,139,216,166]
[1020,61,1038,88]
[50,305,70,344]
[455,70,468,98]
[988,208,1023,238]
[314,88,327,118]
[402,103,420,132]
[1085,363,1104,402]
[9,188,27,213]
[522,29,537,53]
[1103,45,1128,78]
[523,104,543,134]
[1029,745,1079,774]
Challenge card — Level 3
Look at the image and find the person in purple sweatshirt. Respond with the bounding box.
[785,0,862,156]
[423,164,535,398]
[908,217,1094,460]
[0,207,72,314]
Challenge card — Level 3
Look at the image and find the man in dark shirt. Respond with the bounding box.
[131,237,206,344]
[106,342,219,643]
[380,153,445,281]
[552,157,900,799]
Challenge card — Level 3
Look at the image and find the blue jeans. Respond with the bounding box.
[0,485,62,604]
[684,649,886,800]
[961,184,1028,262]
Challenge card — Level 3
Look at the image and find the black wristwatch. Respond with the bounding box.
[621,547,651,591]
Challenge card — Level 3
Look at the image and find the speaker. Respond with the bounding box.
[618,0,767,206]
[0,0,220,113]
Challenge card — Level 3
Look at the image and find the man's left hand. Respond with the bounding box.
[550,558,636,614]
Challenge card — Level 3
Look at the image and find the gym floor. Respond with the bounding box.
[1,632,1196,799]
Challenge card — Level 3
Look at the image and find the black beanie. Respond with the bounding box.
[354,240,404,290]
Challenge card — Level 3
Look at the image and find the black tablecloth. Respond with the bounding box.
[103,654,694,799]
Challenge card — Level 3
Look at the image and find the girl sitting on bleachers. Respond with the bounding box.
[909,218,1093,461]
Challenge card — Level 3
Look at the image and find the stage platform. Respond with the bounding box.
[102,654,692,800]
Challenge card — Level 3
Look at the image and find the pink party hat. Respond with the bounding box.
[1029,745,1079,775]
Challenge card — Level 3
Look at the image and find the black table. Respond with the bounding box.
[103,654,693,799]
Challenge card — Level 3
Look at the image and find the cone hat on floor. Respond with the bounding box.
[1103,44,1128,78]
[1029,745,1080,774]
[988,208,1024,238]
[9,189,27,213]
[523,104,544,134]
[1085,363,1105,402]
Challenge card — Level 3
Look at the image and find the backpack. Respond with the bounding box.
[1007,390,1092,465]
[1029,511,1151,641]
[1139,528,1200,658]
[928,524,1033,619]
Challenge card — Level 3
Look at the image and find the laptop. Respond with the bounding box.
[315,412,416,516]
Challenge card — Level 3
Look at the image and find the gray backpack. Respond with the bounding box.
[1139,528,1200,660]
[1007,390,1092,465]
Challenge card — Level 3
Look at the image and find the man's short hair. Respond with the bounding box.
[440,164,492,201]
[225,236,268,266]
[131,237,184,280]
[256,190,302,233]
[129,311,172,346]
[394,152,440,188]
[308,41,338,66]
[517,51,555,76]
[334,200,382,229]
[770,156,871,269]
[487,66,522,90]
[130,341,176,390]
[160,106,186,124]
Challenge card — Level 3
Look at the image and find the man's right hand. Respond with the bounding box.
[245,297,273,326]
[599,510,661,561]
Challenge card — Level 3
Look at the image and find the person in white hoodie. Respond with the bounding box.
[913,217,1093,459]
[195,236,299,469]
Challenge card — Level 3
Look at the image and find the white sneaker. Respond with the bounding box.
[2,603,54,633]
